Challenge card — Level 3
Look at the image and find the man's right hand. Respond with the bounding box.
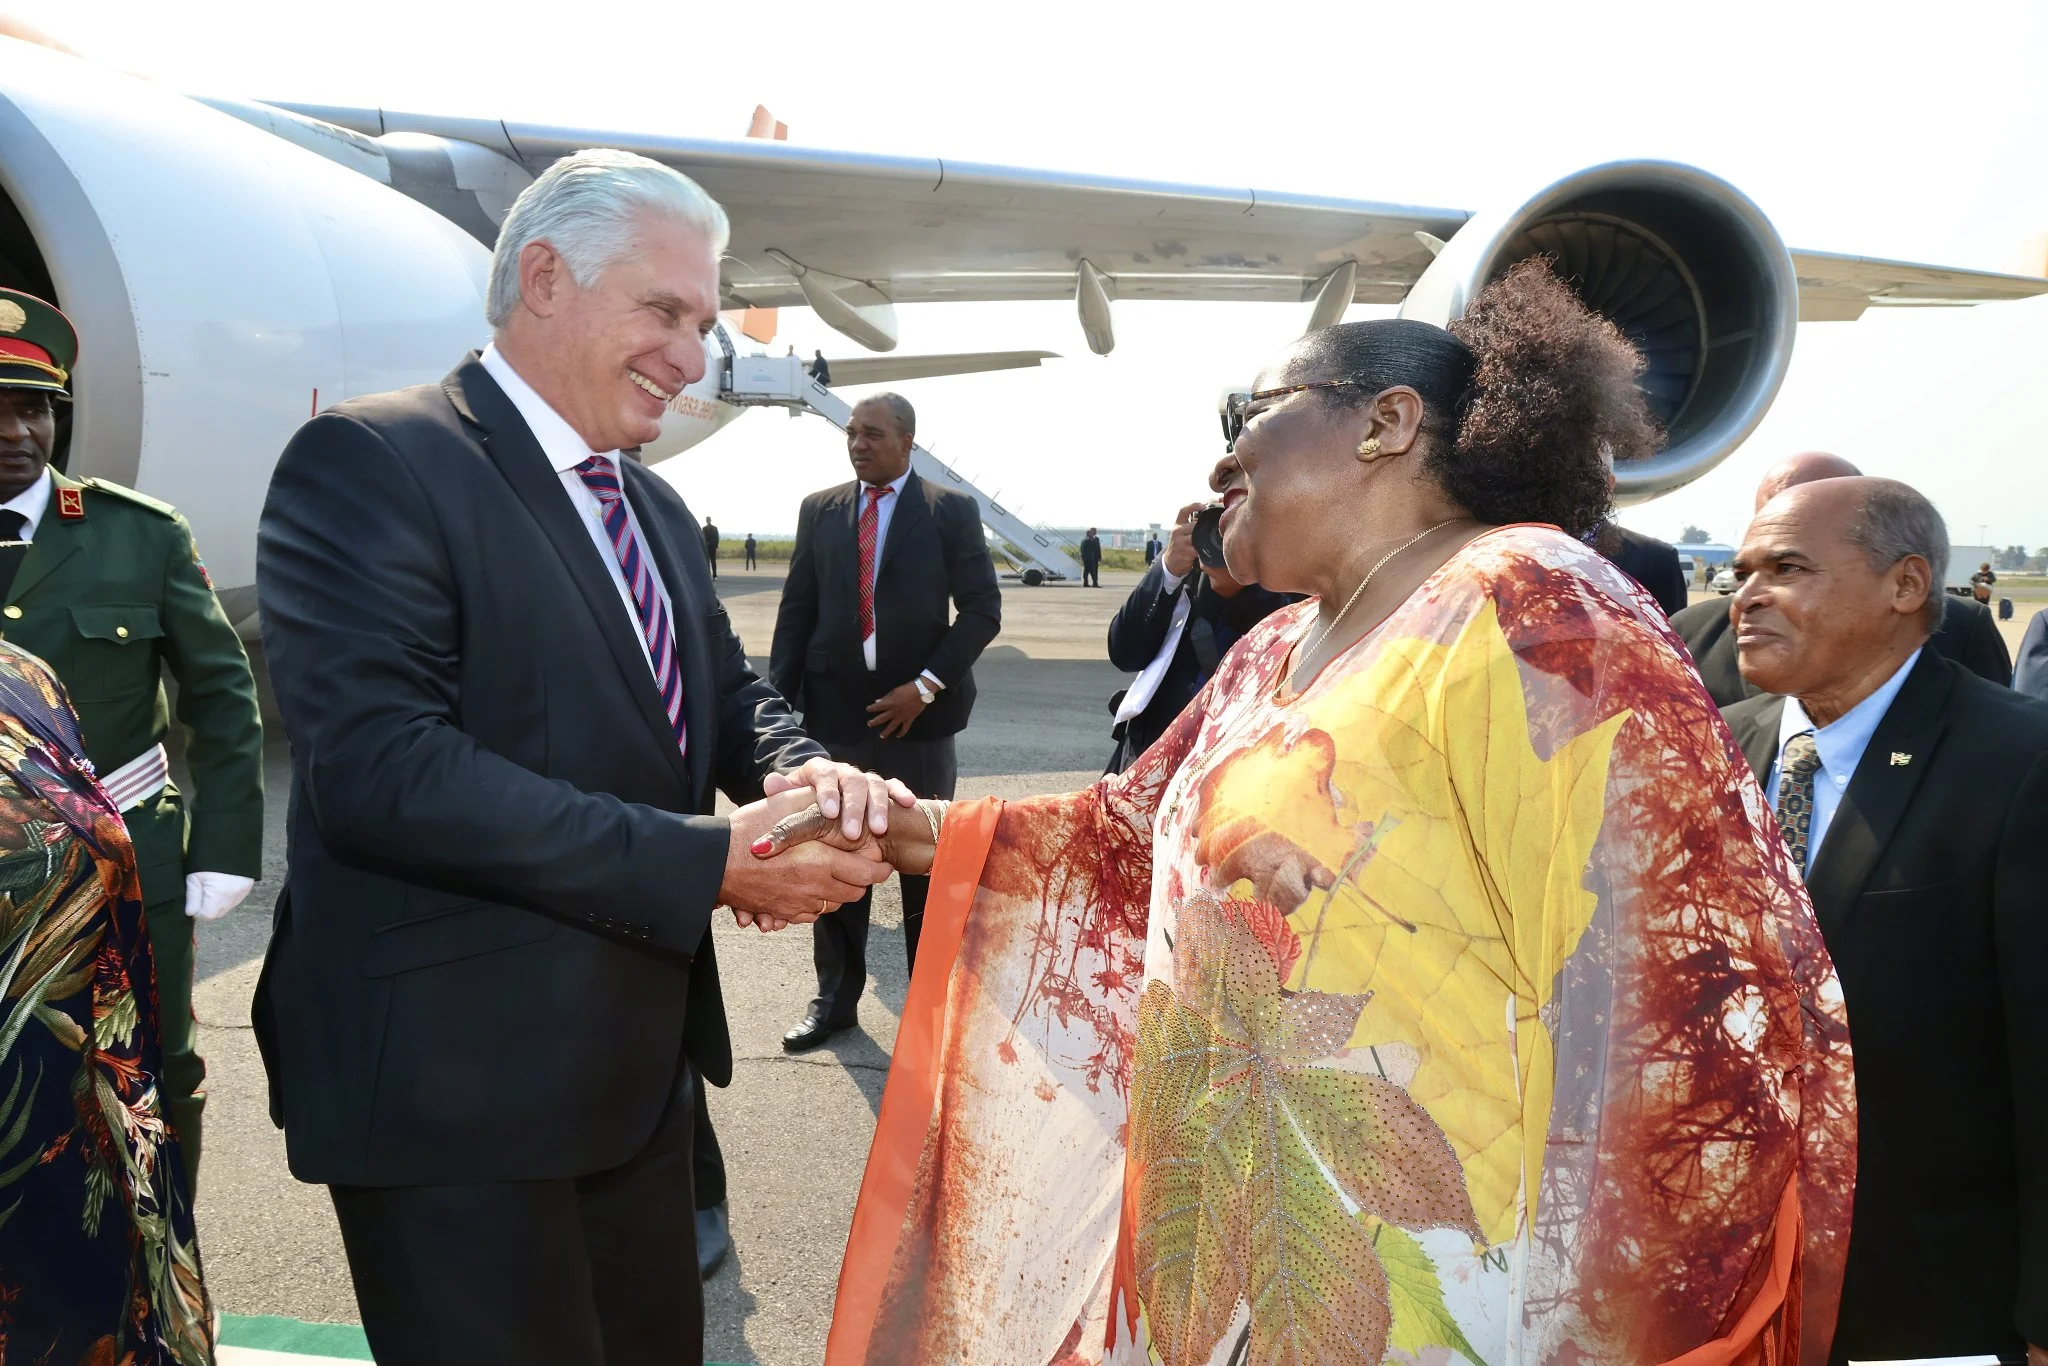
[1162,501,1206,579]
[719,789,891,929]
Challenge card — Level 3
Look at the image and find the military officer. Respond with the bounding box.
[0,288,263,1187]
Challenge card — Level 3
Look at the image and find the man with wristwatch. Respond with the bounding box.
[769,391,1000,1052]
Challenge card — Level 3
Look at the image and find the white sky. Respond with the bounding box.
[21,0,2048,546]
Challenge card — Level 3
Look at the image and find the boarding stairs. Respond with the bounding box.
[720,354,1081,583]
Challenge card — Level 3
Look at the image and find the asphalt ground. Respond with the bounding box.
[186,564,1143,1366]
[177,569,2048,1366]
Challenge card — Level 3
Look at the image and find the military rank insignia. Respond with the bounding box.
[56,487,84,520]
[193,549,213,589]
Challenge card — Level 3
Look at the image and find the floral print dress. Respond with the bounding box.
[0,642,211,1365]
[829,526,1854,1366]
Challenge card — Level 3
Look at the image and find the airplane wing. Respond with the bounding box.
[1788,249,2048,321]
[267,103,2048,325]
[267,103,1466,309]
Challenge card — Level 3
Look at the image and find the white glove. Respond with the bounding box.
[185,871,255,922]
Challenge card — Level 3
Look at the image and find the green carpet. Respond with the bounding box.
[219,1316,373,1359]
[217,1314,749,1363]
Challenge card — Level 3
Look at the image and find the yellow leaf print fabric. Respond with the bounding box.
[829,526,1854,1366]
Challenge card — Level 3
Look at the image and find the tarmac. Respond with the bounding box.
[189,564,1142,1366]
[185,568,2048,1366]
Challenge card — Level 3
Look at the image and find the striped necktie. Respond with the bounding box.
[573,456,686,755]
[1775,730,1821,876]
[858,484,891,643]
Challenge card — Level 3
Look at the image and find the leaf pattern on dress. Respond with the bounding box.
[0,643,211,1364]
[1132,893,1480,1366]
[831,527,1853,1366]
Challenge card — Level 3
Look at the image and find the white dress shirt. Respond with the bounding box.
[0,467,54,541]
[480,344,675,682]
[1767,647,1922,871]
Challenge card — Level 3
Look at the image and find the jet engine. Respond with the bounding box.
[1400,161,1799,503]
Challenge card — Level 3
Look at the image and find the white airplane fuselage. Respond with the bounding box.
[0,35,752,617]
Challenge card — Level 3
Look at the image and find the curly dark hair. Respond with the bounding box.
[1297,258,1659,536]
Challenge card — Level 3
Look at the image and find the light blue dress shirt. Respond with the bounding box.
[1766,647,1922,872]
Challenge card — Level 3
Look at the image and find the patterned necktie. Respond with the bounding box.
[858,484,891,643]
[1775,730,1821,876]
[572,456,686,755]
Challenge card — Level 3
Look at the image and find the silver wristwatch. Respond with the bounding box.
[913,677,936,705]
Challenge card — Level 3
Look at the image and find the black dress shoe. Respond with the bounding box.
[782,1014,850,1053]
[697,1202,729,1279]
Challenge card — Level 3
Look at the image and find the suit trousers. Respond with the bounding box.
[810,731,958,1025]
[331,1045,704,1366]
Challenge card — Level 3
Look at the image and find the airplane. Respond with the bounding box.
[3,19,2044,624]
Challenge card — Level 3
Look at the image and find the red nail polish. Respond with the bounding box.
[750,838,773,855]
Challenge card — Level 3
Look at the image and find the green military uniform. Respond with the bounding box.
[0,469,264,1182]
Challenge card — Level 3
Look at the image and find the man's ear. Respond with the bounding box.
[1892,553,1934,619]
[519,240,566,318]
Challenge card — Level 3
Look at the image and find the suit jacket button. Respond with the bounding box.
[2,606,19,620]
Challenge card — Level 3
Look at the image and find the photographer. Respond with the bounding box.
[1105,500,1297,771]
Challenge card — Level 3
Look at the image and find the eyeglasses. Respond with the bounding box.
[1219,379,1376,452]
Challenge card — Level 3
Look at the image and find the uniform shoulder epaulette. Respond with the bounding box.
[80,477,179,518]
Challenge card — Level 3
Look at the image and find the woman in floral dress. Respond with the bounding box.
[787,262,1855,1366]
[0,641,212,1364]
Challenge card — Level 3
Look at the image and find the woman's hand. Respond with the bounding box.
[755,797,944,879]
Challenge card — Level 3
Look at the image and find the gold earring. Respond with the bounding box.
[1356,437,1381,457]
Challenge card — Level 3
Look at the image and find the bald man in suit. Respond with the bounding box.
[1673,453,2011,705]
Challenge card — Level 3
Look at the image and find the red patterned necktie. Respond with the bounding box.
[858,484,891,643]
[573,455,686,756]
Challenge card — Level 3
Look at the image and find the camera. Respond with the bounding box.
[1191,503,1228,571]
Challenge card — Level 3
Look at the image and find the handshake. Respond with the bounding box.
[718,756,944,933]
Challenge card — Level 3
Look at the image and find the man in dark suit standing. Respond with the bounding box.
[1144,531,1162,565]
[255,150,901,1366]
[770,392,1001,1051]
[1107,501,1295,770]
[1674,452,2011,704]
[701,516,719,577]
[1079,526,1102,587]
[1718,476,2048,1365]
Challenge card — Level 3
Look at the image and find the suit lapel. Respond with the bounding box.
[443,358,693,796]
[1802,651,1951,941]
[838,481,862,579]
[10,472,87,604]
[620,458,713,801]
[878,472,926,575]
[825,481,859,603]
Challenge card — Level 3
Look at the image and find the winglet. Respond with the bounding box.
[737,106,789,344]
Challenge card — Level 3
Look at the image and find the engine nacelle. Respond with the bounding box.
[1400,161,1799,503]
